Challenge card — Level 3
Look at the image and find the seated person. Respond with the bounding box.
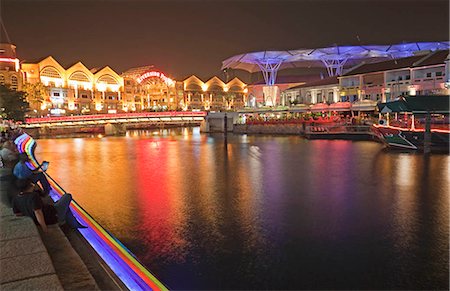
[12,179,86,232]
[13,153,51,195]
[0,140,18,168]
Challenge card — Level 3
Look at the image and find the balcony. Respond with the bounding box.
[385,80,411,87]
[413,76,445,83]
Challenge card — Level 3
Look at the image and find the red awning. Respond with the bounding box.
[329,102,351,111]
[310,103,329,112]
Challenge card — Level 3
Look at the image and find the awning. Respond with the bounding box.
[351,100,377,111]
[310,103,329,112]
[377,95,449,113]
[329,102,351,111]
[291,104,310,112]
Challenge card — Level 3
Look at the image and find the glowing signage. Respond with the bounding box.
[136,71,173,85]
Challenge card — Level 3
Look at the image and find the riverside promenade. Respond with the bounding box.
[0,167,116,290]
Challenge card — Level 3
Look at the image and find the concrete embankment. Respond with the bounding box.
[233,123,305,135]
[0,168,121,290]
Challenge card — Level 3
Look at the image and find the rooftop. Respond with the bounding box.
[343,50,449,76]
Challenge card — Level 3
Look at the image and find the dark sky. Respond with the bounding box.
[1,0,449,80]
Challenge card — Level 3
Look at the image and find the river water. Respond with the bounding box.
[35,127,448,290]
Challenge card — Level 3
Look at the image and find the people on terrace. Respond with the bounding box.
[12,179,86,232]
[13,153,52,196]
[0,140,18,168]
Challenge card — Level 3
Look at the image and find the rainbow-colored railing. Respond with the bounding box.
[14,133,168,291]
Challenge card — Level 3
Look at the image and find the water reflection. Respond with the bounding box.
[35,129,449,289]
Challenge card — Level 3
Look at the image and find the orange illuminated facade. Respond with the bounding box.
[17,56,247,116]
[0,43,22,91]
[183,75,247,111]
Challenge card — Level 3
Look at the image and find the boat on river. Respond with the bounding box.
[372,95,450,151]
[304,124,377,140]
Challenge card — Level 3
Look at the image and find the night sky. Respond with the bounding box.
[2,0,449,80]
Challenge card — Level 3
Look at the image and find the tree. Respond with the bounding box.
[23,82,47,112]
[0,85,30,121]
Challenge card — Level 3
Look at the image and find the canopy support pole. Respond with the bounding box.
[256,60,283,86]
[320,57,349,76]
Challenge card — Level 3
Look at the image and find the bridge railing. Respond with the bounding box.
[26,111,207,124]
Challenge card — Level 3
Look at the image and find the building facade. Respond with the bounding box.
[0,43,22,91]
[339,50,449,103]
[183,75,247,111]
[281,77,339,106]
[281,50,449,107]
[18,57,248,116]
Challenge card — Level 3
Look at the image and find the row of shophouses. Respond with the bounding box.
[1,43,449,116]
[281,50,449,110]
[0,44,248,116]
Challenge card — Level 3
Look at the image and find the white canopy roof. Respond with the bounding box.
[222,41,450,74]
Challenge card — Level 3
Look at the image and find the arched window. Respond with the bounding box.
[40,66,62,79]
[0,75,5,85]
[97,74,118,85]
[69,71,90,82]
[185,83,202,91]
[10,75,18,90]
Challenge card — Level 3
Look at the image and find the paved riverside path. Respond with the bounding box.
[0,168,100,290]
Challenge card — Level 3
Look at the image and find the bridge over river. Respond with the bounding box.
[22,111,207,136]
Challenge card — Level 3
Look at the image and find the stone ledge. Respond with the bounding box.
[0,216,40,241]
[41,225,100,290]
[1,274,63,291]
[0,236,47,260]
[0,251,56,284]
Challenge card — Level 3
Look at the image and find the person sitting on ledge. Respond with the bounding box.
[12,179,87,232]
[13,153,51,196]
[0,140,18,168]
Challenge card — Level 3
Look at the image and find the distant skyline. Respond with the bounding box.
[2,0,449,80]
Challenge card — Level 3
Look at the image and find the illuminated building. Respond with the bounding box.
[20,57,248,116]
[22,57,124,115]
[281,76,339,105]
[339,50,449,102]
[183,75,247,111]
[281,50,449,108]
[0,43,21,90]
[222,42,450,106]
[121,66,182,112]
[249,75,319,107]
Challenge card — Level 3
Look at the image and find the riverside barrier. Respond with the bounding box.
[14,133,168,291]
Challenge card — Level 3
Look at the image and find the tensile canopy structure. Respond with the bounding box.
[221,41,450,86]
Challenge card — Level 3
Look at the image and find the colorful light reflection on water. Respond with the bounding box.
[35,128,449,290]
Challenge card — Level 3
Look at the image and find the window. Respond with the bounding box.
[69,71,90,82]
[98,74,118,85]
[81,94,88,99]
[0,75,5,85]
[10,75,18,90]
[41,67,62,79]
[426,72,432,78]
[53,92,60,97]
[327,92,334,102]
[406,75,410,80]
[108,96,114,100]
[436,71,443,77]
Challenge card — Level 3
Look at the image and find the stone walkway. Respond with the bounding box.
[0,168,100,290]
